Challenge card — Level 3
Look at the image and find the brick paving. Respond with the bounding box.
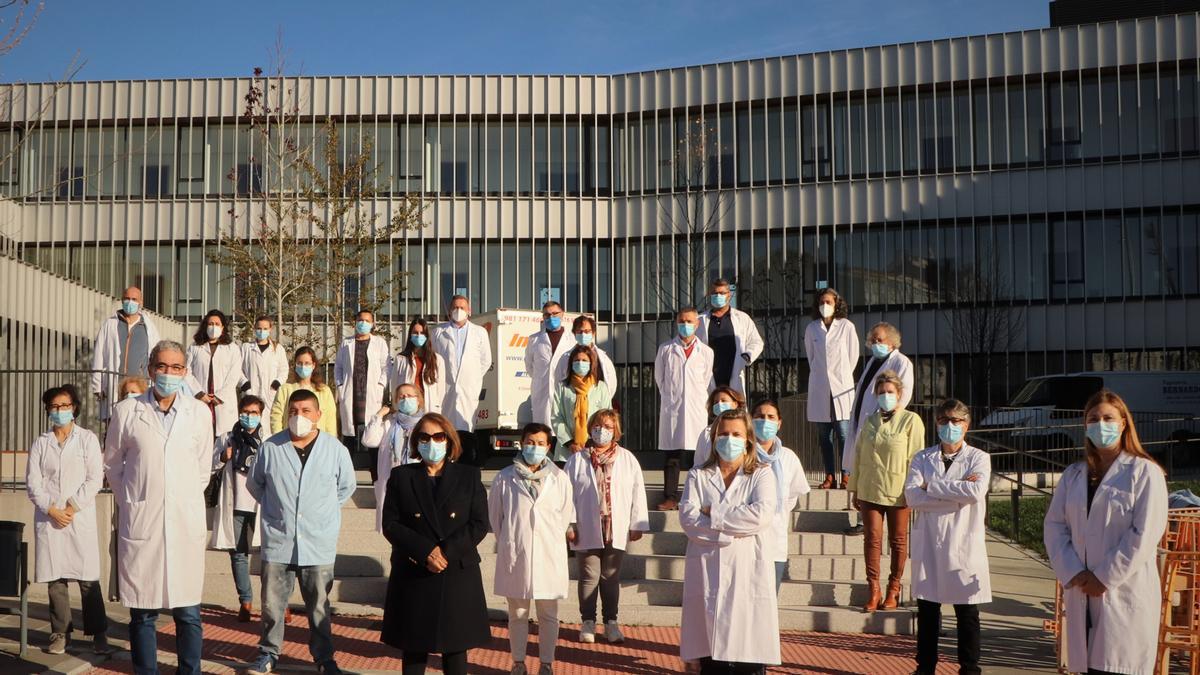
[80,607,958,674]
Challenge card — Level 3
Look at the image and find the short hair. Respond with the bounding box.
[873,369,905,395]
[541,301,563,312]
[117,376,149,397]
[254,315,274,325]
[711,278,731,290]
[42,384,81,415]
[238,394,265,413]
[936,399,971,422]
[288,388,321,411]
[587,409,623,444]
[521,422,553,443]
[812,288,850,320]
[394,383,425,412]
[408,412,464,462]
[676,306,699,320]
[448,294,469,307]
[706,385,746,411]
[752,398,781,417]
[572,315,597,333]
[870,321,902,349]
[149,340,186,365]
[701,409,762,474]
[356,308,374,321]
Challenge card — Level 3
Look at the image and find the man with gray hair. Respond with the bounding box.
[104,340,214,675]
[91,286,161,421]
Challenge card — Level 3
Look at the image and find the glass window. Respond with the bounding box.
[815,99,831,180]
[1140,213,1163,295]
[456,121,475,196]
[1051,216,1085,300]
[1046,79,1064,162]
[534,118,548,195]
[1180,212,1199,295]
[954,88,971,170]
[422,123,440,194]
[1161,69,1179,156]
[1120,73,1139,157]
[566,119,580,196]
[990,86,1007,166]
[1062,79,1081,161]
[901,88,918,174]
[657,115,671,191]
[612,118,625,195]
[867,96,884,176]
[1100,74,1120,158]
[519,120,532,195]
[1181,65,1199,153]
[675,111,689,189]
[1081,73,1101,159]
[132,124,175,198]
[767,101,783,184]
[719,108,735,188]
[594,119,611,196]
[401,121,422,194]
[883,92,900,175]
[973,87,989,168]
[1139,70,1159,157]
[485,121,501,196]
[1122,214,1142,296]
[643,116,657,192]
[736,107,751,187]
[800,100,815,181]
[1162,213,1181,295]
[919,91,936,173]
[628,118,642,193]
[550,120,565,196]
[700,113,717,190]
[438,122,454,195]
[177,125,205,196]
[833,99,848,179]
[502,120,517,196]
[1008,85,1027,165]
[1026,80,1045,163]
[783,101,799,182]
[935,90,953,171]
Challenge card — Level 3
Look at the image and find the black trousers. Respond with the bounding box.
[456,430,480,466]
[698,657,765,675]
[662,449,694,501]
[402,650,467,675]
[916,599,981,675]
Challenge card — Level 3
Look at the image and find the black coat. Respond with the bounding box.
[380,461,491,653]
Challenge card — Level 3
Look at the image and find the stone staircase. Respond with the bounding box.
[201,470,914,634]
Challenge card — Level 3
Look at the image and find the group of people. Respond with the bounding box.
[22,281,1169,674]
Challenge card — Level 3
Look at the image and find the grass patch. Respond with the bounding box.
[987,495,1050,558]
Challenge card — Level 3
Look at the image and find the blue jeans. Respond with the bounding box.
[816,420,851,477]
[230,510,256,604]
[128,605,202,675]
[259,561,336,665]
[774,561,786,593]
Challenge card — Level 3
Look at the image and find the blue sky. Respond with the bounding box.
[7,1,1049,82]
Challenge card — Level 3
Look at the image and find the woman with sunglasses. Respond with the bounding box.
[379,413,490,675]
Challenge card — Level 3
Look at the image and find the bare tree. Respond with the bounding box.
[944,257,1026,409]
[737,261,807,397]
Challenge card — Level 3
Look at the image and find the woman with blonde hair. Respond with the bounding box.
[270,346,337,435]
[362,383,426,533]
[1044,389,1167,675]
[692,385,747,466]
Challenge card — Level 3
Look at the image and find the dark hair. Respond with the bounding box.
[356,308,374,321]
[290,346,327,391]
[42,384,81,416]
[399,317,439,385]
[287,388,320,411]
[572,315,597,333]
[676,306,699,320]
[563,344,603,385]
[194,309,234,346]
[811,288,850,320]
[238,394,265,413]
[408,412,464,462]
[254,315,273,326]
[521,422,553,443]
[447,294,469,308]
[752,398,781,417]
[711,278,731,290]
[706,385,746,412]
[542,301,563,312]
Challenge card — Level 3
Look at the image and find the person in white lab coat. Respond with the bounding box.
[187,309,246,438]
[104,340,213,675]
[692,386,747,467]
[551,346,613,463]
[751,399,809,593]
[90,286,161,421]
[488,422,575,675]
[655,307,716,510]
[696,278,764,397]
[240,315,290,417]
[26,384,109,655]
[362,383,425,533]
[804,287,859,490]
[903,399,990,675]
[525,301,575,432]
[335,308,393,481]
[118,376,149,401]
[557,315,617,392]
[679,409,779,673]
[392,317,446,417]
[564,409,649,645]
[208,394,266,623]
[1044,389,1168,675]
[432,295,493,465]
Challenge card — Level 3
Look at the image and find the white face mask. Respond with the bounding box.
[288,414,315,438]
[206,325,223,340]
[450,308,468,323]
[818,303,835,319]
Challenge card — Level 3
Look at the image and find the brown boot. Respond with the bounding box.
[862,581,882,612]
[882,579,902,610]
[818,474,835,489]
[238,602,253,622]
[656,497,678,511]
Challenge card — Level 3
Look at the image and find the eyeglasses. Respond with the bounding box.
[46,404,74,412]
[152,363,186,374]
[936,417,968,425]
[416,432,448,443]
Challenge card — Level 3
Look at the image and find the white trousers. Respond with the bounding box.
[507,597,560,664]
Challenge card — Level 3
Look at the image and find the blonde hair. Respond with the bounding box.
[1082,389,1160,478]
[587,408,623,443]
[873,369,905,395]
[870,322,902,349]
[700,410,762,474]
[394,383,424,412]
[117,376,149,397]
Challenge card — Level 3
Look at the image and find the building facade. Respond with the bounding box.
[3,12,1199,449]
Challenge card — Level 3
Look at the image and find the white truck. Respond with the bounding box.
[471,308,584,459]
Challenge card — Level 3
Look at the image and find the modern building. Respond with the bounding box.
[2,7,1199,450]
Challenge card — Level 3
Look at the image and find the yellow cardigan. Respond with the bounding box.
[847,409,926,507]
[270,381,339,437]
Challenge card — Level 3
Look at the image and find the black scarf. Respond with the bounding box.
[230,422,261,474]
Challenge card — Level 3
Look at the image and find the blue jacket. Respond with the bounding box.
[248,430,356,566]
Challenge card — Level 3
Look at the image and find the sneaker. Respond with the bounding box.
[510,664,528,675]
[579,619,596,643]
[46,632,67,654]
[844,523,864,536]
[93,633,112,655]
[604,620,625,643]
[244,653,276,675]
[317,661,343,675]
[538,663,554,675]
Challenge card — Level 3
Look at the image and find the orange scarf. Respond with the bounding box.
[570,373,594,448]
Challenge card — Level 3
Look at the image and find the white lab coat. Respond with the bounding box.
[760,443,809,563]
[903,444,992,605]
[208,431,262,551]
[104,391,213,609]
[362,412,420,533]
[679,465,780,665]
[553,345,617,393]
[89,312,161,420]
[655,338,716,451]
[564,446,650,552]
[241,341,290,416]
[26,426,104,583]
[334,335,392,433]
[696,307,764,396]
[524,330,577,426]
[391,353,447,416]
[432,321,493,431]
[694,424,715,466]
[1044,453,1168,675]
[803,318,859,423]
[842,348,914,474]
[488,462,576,600]
[187,342,247,435]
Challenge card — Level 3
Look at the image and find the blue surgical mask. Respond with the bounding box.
[677,323,696,339]
[295,364,315,379]
[753,418,780,442]
[355,320,373,335]
[125,391,141,400]
[154,373,184,396]
[410,333,428,348]
[937,422,964,445]
[712,401,734,416]
[545,315,562,331]
[521,443,548,465]
[254,329,271,342]
[397,397,419,415]
[870,343,891,360]
[48,410,74,427]
[575,333,594,347]
[710,293,728,308]
[877,392,898,413]
[121,299,140,315]
[1086,421,1122,449]
[715,435,747,462]
[571,360,592,377]
[239,413,261,430]
[418,440,447,464]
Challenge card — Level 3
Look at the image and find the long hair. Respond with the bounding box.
[194,309,234,346]
[1082,389,1160,479]
[289,346,327,391]
[562,344,603,385]
[811,288,850,321]
[700,409,762,474]
[407,412,463,462]
[399,317,439,385]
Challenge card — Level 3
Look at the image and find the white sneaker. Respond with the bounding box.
[579,619,595,643]
[604,620,625,643]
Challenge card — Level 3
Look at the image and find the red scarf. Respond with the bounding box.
[589,445,618,544]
